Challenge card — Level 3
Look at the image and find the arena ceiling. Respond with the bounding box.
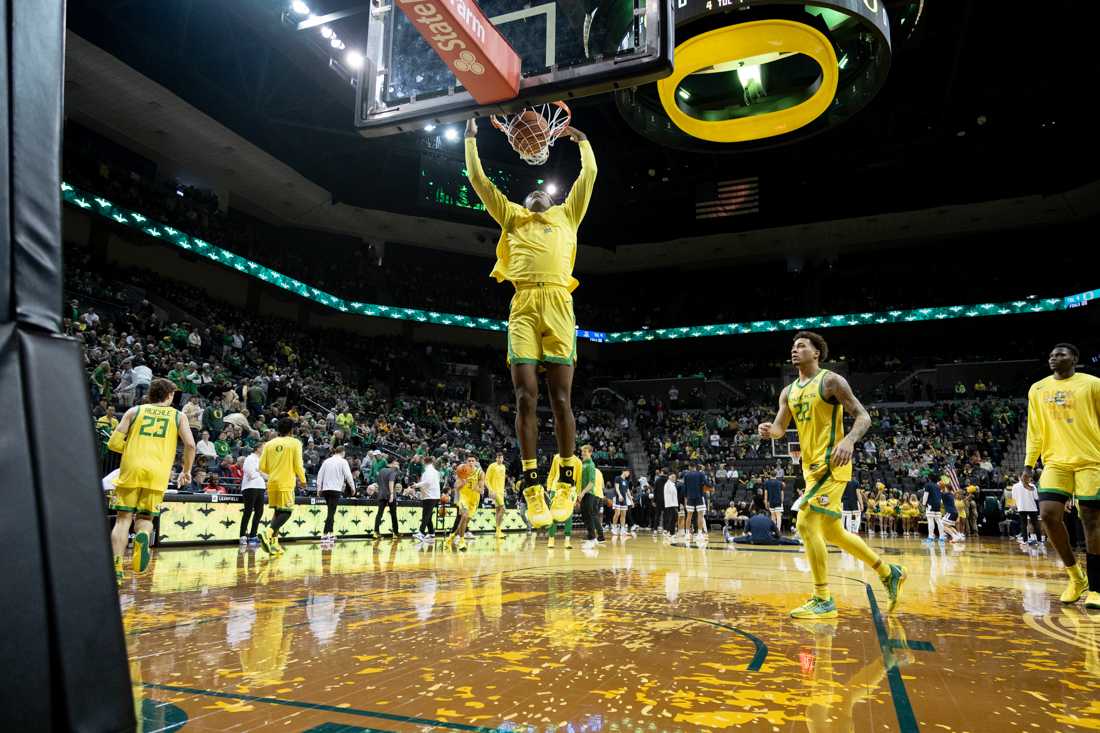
[66,0,1099,252]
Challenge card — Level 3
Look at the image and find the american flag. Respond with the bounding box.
[945,466,961,492]
[695,177,760,220]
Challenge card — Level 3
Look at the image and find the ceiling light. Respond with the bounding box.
[443,127,459,141]
[320,25,334,39]
[424,124,437,132]
[545,182,558,195]
[346,50,364,70]
[291,1,310,15]
[331,38,345,50]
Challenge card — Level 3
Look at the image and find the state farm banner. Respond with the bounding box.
[395,0,521,105]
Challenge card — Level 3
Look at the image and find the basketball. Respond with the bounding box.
[440,494,450,505]
[456,463,473,483]
[508,110,550,160]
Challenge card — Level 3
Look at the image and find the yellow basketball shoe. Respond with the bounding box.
[1062,565,1089,604]
[524,485,552,528]
[550,486,576,524]
[789,596,838,619]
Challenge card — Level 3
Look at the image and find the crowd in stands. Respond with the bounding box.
[63,121,1093,338]
[627,393,1024,520]
[72,230,1039,538]
[71,248,511,501]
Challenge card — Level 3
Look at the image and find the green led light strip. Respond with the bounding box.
[62,181,1095,343]
[62,182,510,334]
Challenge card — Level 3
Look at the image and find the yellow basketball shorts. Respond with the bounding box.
[507,284,576,366]
[1039,465,1100,502]
[459,488,480,516]
[268,487,296,511]
[800,475,851,519]
[110,485,166,517]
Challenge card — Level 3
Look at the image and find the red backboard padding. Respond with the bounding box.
[394,0,521,105]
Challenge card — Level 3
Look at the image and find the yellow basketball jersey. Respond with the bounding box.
[788,369,851,484]
[117,404,179,490]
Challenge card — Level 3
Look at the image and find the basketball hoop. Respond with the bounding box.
[490,101,571,166]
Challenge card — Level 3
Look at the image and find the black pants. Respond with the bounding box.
[374,498,399,535]
[420,499,439,534]
[240,488,265,538]
[1019,510,1042,540]
[652,503,664,530]
[581,493,605,541]
[322,491,341,534]
[662,507,678,534]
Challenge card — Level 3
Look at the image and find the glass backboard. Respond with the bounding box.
[355,0,673,136]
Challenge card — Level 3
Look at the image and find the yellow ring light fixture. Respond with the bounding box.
[616,0,897,151]
[657,20,838,143]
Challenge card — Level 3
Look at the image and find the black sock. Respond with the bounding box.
[1088,554,1100,591]
[560,465,575,486]
[522,469,539,488]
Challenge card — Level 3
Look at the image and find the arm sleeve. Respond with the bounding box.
[107,430,127,454]
[563,141,597,227]
[1025,387,1042,467]
[464,138,512,227]
[295,443,306,484]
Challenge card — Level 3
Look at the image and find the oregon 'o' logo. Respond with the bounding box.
[453,50,485,75]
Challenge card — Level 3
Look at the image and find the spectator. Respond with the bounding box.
[203,474,227,495]
[196,430,217,460]
[182,397,203,441]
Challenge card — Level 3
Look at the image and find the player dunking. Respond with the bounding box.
[1025,343,1100,607]
[107,378,196,587]
[464,117,596,529]
[758,332,906,618]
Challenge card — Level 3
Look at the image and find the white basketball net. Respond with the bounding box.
[490,102,572,166]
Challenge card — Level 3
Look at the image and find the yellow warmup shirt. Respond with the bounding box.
[465,138,597,291]
[788,369,852,484]
[1026,372,1100,469]
[260,436,306,490]
[486,462,507,494]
